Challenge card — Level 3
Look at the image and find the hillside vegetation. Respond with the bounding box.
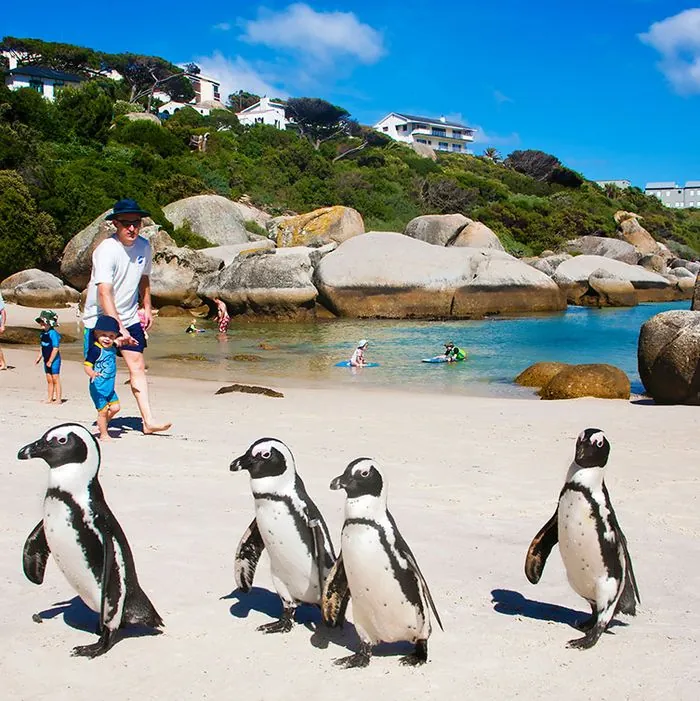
[1,74,699,279]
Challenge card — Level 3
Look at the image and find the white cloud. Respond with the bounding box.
[213,22,231,31]
[193,52,286,101]
[239,3,385,64]
[472,128,521,147]
[639,8,700,93]
[494,90,513,104]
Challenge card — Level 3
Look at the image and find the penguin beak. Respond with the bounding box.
[230,454,249,472]
[329,474,346,491]
[17,438,46,461]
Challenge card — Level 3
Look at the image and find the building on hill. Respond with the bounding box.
[595,180,631,189]
[4,64,84,100]
[157,71,225,117]
[373,112,475,153]
[236,97,289,129]
[645,182,700,209]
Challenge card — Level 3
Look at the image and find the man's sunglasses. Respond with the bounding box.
[114,219,143,228]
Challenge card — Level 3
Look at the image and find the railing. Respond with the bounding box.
[411,127,474,141]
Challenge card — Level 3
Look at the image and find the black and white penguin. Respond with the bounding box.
[322,458,443,668]
[525,428,640,649]
[230,437,337,633]
[18,423,164,658]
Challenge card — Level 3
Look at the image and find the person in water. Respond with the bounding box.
[349,339,369,367]
[185,321,206,334]
[444,341,466,362]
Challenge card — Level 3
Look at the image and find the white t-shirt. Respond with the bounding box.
[83,235,152,329]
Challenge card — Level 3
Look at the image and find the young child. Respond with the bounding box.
[214,297,230,336]
[349,339,369,367]
[34,310,61,403]
[84,315,121,441]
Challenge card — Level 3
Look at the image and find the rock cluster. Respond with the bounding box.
[516,361,631,400]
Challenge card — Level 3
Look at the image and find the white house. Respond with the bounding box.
[236,97,289,129]
[645,181,700,209]
[157,72,225,117]
[158,99,227,118]
[373,112,475,153]
[4,64,84,101]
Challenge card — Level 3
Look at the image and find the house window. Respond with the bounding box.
[53,80,65,95]
[451,144,461,151]
[383,126,389,132]
[432,128,446,137]
[274,120,280,128]
[438,142,449,150]
[401,124,408,131]
[29,78,44,94]
[416,138,427,144]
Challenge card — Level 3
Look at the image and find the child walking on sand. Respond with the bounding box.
[34,310,62,403]
[84,315,121,441]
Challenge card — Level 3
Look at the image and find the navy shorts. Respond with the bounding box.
[83,322,147,358]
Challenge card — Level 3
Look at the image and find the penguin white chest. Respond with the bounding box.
[342,524,425,644]
[254,499,318,603]
[558,490,611,601]
[43,497,101,611]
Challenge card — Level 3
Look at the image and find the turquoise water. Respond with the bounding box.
[136,301,691,397]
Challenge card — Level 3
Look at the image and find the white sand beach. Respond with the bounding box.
[0,328,698,700]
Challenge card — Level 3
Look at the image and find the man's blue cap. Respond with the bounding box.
[94,315,121,335]
[105,198,150,221]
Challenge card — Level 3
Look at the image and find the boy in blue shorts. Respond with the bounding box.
[84,315,121,441]
[35,310,62,403]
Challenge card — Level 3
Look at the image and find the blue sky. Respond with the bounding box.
[3,1,699,187]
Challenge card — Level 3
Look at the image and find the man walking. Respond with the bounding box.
[83,198,171,434]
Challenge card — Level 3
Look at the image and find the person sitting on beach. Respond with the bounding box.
[214,298,230,335]
[444,341,466,362]
[185,321,205,334]
[350,339,369,367]
[34,310,62,403]
[84,315,121,441]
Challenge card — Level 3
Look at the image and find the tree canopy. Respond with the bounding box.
[285,97,351,149]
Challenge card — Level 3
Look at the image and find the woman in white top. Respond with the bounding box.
[349,339,369,367]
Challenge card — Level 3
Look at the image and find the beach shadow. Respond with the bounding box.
[491,589,628,631]
[106,416,143,434]
[630,398,657,406]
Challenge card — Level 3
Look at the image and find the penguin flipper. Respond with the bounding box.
[235,518,265,592]
[525,508,559,584]
[388,512,443,632]
[99,533,124,632]
[22,520,50,585]
[321,553,350,628]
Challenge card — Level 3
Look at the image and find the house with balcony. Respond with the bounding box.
[236,97,289,129]
[373,112,475,153]
[645,181,700,209]
[157,72,226,117]
[4,64,84,101]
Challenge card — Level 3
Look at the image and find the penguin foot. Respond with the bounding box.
[400,639,428,666]
[334,650,371,669]
[574,615,596,632]
[256,616,294,634]
[566,629,602,650]
[71,630,114,658]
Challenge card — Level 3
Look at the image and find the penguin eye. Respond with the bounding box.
[360,468,370,478]
[595,439,604,447]
[261,450,271,460]
[57,436,68,445]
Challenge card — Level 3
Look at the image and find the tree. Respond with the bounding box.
[333,124,392,162]
[55,82,114,144]
[284,97,351,150]
[0,170,62,277]
[504,150,561,181]
[483,147,502,163]
[227,90,261,111]
[0,36,102,74]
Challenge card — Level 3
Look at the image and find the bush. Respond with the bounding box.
[244,220,267,237]
[171,219,213,249]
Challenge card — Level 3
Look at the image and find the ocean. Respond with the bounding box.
[115,301,691,398]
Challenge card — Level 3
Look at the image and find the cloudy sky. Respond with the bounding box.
[3,1,699,186]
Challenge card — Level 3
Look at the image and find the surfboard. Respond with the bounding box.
[421,356,465,363]
[335,361,380,368]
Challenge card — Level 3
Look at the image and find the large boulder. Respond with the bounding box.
[670,259,700,276]
[526,253,572,277]
[638,310,700,405]
[199,240,275,267]
[614,211,662,256]
[451,221,504,250]
[150,246,222,308]
[404,214,471,247]
[553,255,679,304]
[198,248,319,317]
[588,269,637,307]
[561,236,639,264]
[0,269,79,308]
[123,112,161,125]
[313,232,564,319]
[60,211,159,290]
[163,195,271,247]
[515,362,571,388]
[275,206,364,248]
[694,274,700,310]
[638,253,667,274]
[540,364,631,400]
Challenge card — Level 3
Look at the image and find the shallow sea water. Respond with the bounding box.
[62,300,688,399]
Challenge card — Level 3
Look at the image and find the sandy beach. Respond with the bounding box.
[1,318,699,700]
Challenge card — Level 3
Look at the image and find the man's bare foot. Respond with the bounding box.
[98,435,111,442]
[143,422,172,435]
[42,399,54,405]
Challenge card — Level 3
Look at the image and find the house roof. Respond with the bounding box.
[380,112,473,130]
[684,181,700,188]
[645,182,678,189]
[237,99,286,114]
[8,65,84,82]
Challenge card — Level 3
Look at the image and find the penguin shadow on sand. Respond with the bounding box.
[32,596,163,641]
[222,587,356,653]
[490,589,629,633]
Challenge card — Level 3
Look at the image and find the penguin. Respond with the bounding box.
[524,428,640,649]
[230,437,337,633]
[18,423,164,658]
[322,458,443,668]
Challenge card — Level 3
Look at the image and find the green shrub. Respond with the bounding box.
[244,220,267,237]
[171,219,212,249]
